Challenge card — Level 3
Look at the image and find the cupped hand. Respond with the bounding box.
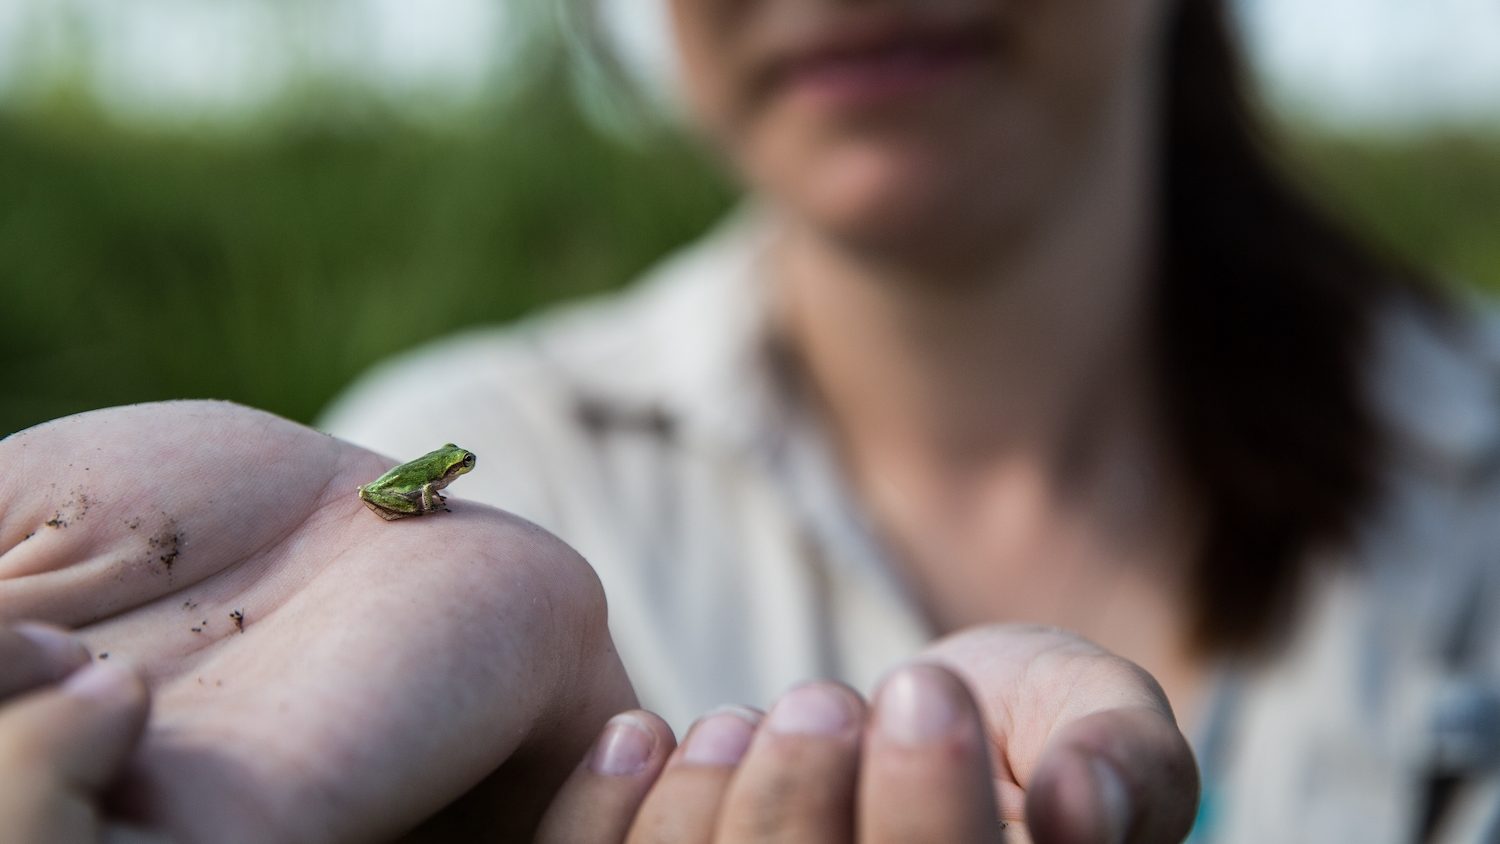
[0,402,635,842]
[536,626,1197,843]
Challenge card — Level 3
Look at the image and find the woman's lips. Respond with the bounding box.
[770,25,997,110]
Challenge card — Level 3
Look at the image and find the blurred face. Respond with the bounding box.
[667,0,1173,262]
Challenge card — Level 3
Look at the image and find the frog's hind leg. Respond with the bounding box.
[361,496,414,520]
[359,487,416,520]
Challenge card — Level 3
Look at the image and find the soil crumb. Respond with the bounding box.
[147,520,183,571]
[43,489,95,530]
[230,609,245,633]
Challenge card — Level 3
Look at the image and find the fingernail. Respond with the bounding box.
[12,623,88,669]
[589,714,656,776]
[876,665,961,745]
[767,683,853,736]
[61,662,136,705]
[1091,758,1131,844]
[681,708,758,766]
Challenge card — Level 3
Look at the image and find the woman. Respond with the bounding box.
[320,0,1499,841]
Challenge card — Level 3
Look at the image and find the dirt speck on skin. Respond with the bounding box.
[190,627,202,633]
[98,652,109,660]
[147,520,183,571]
[43,490,95,530]
[21,532,34,542]
[127,518,141,531]
[183,600,198,610]
[230,609,245,633]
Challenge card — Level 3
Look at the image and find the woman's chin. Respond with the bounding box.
[772,149,1022,265]
[793,184,1002,266]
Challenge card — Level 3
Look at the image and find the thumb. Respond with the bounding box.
[0,661,150,839]
[1025,706,1199,844]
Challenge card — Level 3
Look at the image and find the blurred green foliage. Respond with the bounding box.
[0,75,736,436]
[1287,130,1500,295]
[1,71,1496,437]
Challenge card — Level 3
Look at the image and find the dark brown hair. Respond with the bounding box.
[1159,2,1432,654]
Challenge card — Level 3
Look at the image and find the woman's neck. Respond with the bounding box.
[771,124,1162,496]
[768,124,1210,701]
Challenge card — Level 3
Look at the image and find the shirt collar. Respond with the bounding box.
[526,205,785,455]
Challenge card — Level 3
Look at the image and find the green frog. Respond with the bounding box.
[357,444,476,520]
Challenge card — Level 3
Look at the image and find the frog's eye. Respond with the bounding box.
[463,454,476,467]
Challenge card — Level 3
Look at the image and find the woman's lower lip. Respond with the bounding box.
[779,44,989,110]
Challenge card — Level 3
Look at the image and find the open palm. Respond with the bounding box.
[0,401,633,842]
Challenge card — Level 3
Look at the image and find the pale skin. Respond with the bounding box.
[0,406,1195,843]
[0,402,635,841]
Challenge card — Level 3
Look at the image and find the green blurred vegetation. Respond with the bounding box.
[0,74,736,436]
[1,70,1497,437]
[1287,130,1500,295]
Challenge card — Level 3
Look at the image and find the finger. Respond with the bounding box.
[0,624,92,700]
[0,662,149,790]
[1025,707,1197,844]
[626,707,761,844]
[535,710,677,844]
[0,662,150,841]
[859,664,1004,844]
[916,625,1196,840]
[714,682,864,843]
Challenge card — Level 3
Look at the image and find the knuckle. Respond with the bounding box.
[515,522,616,674]
[488,515,611,640]
[727,771,818,838]
[538,537,611,646]
[723,736,857,839]
[730,782,805,838]
[1087,657,1173,713]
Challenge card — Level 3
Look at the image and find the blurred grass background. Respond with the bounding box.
[1,36,1497,436]
[0,67,737,435]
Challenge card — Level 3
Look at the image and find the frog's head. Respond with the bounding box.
[439,443,477,481]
